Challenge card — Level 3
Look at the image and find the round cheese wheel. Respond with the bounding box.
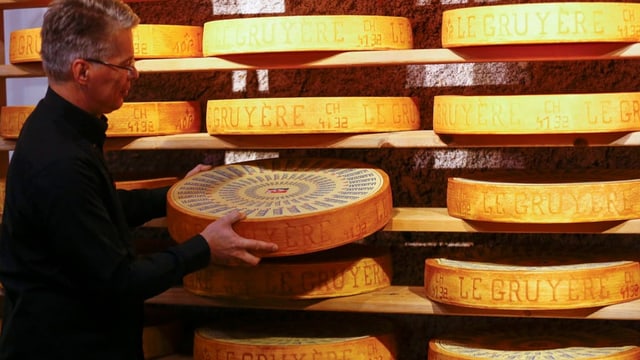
[166,157,392,257]
[429,324,640,359]
[9,24,202,63]
[206,97,420,134]
[183,243,392,299]
[447,170,640,223]
[433,93,640,135]
[202,15,413,56]
[442,2,640,48]
[0,102,201,139]
[9,27,40,63]
[424,258,640,310]
[193,319,396,360]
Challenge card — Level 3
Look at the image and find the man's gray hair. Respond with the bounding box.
[40,0,140,82]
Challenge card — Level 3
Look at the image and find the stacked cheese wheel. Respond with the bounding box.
[193,318,396,360]
[0,102,201,138]
[169,157,393,300]
[9,24,202,63]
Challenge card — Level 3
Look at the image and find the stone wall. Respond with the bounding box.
[110,0,640,358]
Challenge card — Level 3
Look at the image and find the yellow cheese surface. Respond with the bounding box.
[434,93,640,135]
[207,97,420,134]
[203,15,413,56]
[425,258,640,310]
[184,243,392,299]
[0,102,201,139]
[442,2,640,48]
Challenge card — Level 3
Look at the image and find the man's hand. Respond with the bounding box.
[199,210,279,266]
[185,164,212,178]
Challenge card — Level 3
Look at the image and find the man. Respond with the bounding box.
[0,0,278,358]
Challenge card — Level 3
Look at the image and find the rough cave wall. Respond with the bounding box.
[105,0,640,358]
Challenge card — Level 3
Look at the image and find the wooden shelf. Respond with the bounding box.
[3,131,640,152]
[146,286,640,321]
[144,207,640,234]
[4,43,640,77]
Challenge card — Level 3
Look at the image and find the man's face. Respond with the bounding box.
[85,28,138,115]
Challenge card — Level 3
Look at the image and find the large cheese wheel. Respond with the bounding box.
[115,177,178,191]
[193,319,397,360]
[202,15,413,56]
[424,258,640,310]
[183,243,392,299]
[429,324,640,359]
[0,102,201,139]
[9,24,202,63]
[206,97,420,134]
[433,93,640,135]
[166,157,392,257]
[447,170,640,223]
[442,2,640,48]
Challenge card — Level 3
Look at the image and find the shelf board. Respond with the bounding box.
[1,131,638,152]
[143,207,640,234]
[4,44,640,77]
[146,286,640,321]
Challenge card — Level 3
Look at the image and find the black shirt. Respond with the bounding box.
[0,88,210,359]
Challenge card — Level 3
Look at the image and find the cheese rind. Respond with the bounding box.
[203,15,413,56]
[434,93,640,134]
[425,258,640,310]
[442,2,640,47]
[207,97,421,134]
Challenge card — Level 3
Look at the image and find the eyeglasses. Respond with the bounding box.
[84,58,137,77]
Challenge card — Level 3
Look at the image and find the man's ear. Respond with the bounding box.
[71,59,90,84]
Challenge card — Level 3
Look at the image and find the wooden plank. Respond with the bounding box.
[386,207,640,234]
[146,286,640,320]
[145,208,640,234]
[134,44,640,73]
[98,131,640,151]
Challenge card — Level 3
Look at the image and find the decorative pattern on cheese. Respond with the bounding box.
[167,158,392,257]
